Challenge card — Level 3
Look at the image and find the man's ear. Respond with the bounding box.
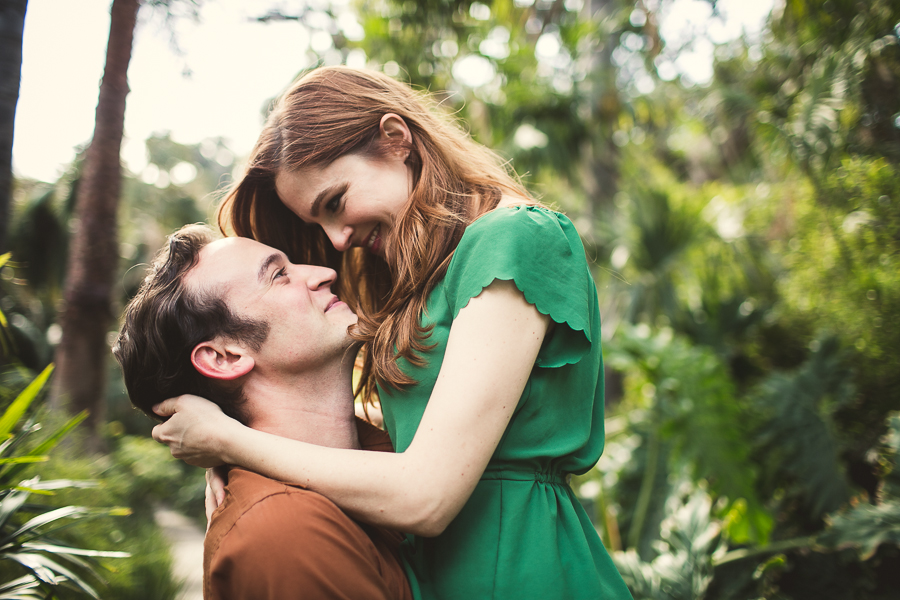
[191,340,255,381]
[379,113,412,157]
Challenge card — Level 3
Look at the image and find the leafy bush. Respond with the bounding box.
[0,262,184,600]
[0,365,130,599]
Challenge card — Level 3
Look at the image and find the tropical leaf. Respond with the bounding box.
[5,551,100,599]
[0,365,54,440]
[0,411,89,486]
[818,414,900,559]
[0,488,30,532]
[0,574,44,599]
[819,500,900,560]
[880,413,900,501]
[754,335,854,518]
[0,365,129,599]
[21,542,129,559]
[0,458,47,466]
[15,479,97,492]
[606,326,771,544]
[612,485,725,600]
[5,505,91,544]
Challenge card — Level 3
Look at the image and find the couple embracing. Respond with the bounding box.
[115,66,632,600]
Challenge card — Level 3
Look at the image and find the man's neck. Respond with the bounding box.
[240,355,360,450]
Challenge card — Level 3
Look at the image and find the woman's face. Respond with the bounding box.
[275,147,413,256]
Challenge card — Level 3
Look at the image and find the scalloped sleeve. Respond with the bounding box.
[442,206,596,368]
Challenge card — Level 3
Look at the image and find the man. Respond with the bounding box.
[113,224,411,600]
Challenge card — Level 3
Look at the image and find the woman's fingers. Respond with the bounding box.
[148,395,234,468]
[153,393,212,418]
[152,399,177,418]
[205,482,217,530]
[208,466,228,504]
[205,466,228,529]
[151,422,167,444]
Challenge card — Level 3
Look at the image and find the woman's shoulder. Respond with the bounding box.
[464,199,576,240]
[443,197,598,363]
[448,198,589,282]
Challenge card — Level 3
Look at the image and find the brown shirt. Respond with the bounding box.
[203,420,412,600]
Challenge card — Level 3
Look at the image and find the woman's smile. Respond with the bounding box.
[364,224,382,253]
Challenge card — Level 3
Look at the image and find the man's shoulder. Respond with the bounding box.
[206,469,349,544]
[203,469,412,600]
[204,470,371,588]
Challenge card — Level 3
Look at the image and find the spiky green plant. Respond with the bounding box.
[0,365,129,599]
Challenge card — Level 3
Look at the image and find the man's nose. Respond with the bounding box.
[323,223,353,252]
[304,266,338,291]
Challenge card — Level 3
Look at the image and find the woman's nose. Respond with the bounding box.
[324,224,353,252]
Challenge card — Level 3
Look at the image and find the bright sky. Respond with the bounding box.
[13,0,776,183]
[15,0,334,182]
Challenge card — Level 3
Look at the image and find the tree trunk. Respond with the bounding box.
[0,0,28,254]
[578,0,623,241]
[52,0,140,453]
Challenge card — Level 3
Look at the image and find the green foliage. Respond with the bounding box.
[613,485,725,600]
[609,185,707,325]
[821,502,900,561]
[7,0,898,595]
[605,326,772,547]
[819,413,900,561]
[36,448,183,600]
[753,335,855,519]
[111,435,207,524]
[0,365,130,600]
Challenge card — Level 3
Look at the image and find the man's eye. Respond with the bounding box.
[274,267,287,279]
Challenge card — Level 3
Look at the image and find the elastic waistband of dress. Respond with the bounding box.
[480,468,569,485]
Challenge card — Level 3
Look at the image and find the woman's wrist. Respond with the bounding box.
[213,416,250,466]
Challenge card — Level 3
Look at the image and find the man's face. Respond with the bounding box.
[185,237,358,372]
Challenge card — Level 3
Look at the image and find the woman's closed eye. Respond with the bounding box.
[325,191,343,214]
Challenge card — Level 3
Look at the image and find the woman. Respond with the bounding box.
[152,66,631,599]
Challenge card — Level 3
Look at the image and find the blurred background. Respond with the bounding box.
[1,0,898,598]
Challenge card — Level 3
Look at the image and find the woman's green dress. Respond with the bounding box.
[379,205,632,600]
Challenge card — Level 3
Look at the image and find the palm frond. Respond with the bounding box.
[0,365,54,440]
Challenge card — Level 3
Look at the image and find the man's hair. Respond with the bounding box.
[113,224,270,424]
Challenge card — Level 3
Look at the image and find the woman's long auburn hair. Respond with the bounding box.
[217,66,533,401]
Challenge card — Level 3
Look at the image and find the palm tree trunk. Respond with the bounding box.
[52,0,140,453]
[0,0,28,253]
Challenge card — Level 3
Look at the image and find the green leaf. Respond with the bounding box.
[26,410,87,458]
[5,552,100,599]
[17,479,97,492]
[0,365,54,440]
[0,411,89,485]
[0,457,48,466]
[0,573,42,597]
[0,488,31,532]
[820,499,900,560]
[4,506,89,544]
[754,336,854,517]
[21,543,130,559]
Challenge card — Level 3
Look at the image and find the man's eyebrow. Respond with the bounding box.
[257,252,286,283]
[310,183,345,218]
